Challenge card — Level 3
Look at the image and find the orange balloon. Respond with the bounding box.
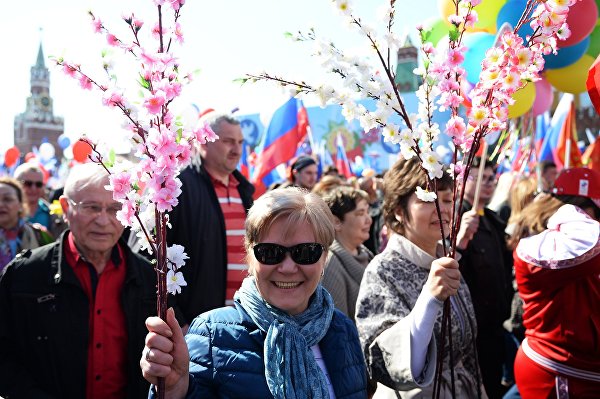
[72,140,93,163]
[439,0,456,27]
[4,146,20,167]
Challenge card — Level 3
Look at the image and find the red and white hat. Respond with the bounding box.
[552,167,600,208]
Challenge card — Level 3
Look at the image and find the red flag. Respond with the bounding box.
[582,139,600,173]
[554,102,582,168]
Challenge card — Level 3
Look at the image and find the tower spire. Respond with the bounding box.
[36,42,45,68]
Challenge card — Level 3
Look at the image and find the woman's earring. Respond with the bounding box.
[320,268,325,277]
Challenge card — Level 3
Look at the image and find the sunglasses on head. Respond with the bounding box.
[253,242,325,265]
[21,180,43,188]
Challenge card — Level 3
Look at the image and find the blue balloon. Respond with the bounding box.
[462,33,496,84]
[544,36,590,69]
[379,134,400,154]
[497,0,533,41]
[57,134,71,149]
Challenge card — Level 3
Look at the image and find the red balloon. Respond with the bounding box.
[560,0,598,48]
[72,140,92,163]
[4,146,20,167]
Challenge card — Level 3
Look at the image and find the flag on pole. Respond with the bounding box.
[554,101,582,169]
[238,143,251,179]
[251,97,309,194]
[335,134,353,178]
[538,93,577,168]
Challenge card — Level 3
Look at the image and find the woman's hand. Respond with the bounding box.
[426,257,461,301]
[140,307,190,399]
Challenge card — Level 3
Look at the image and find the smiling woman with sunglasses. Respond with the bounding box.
[140,187,368,399]
[13,162,66,238]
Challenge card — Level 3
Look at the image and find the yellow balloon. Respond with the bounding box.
[545,54,595,94]
[508,82,536,118]
[439,0,506,32]
[472,0,507,34]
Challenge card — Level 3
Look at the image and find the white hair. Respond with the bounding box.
[63,163,110,200]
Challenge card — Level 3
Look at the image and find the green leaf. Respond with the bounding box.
[138,73,150,89]
[108,149,116,166]
[176,128,183,142]
[283,31,293,39]
[449,27,460,42]
[233,77,249,85]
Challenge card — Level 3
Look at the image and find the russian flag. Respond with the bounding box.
[251,97,309,194]
[335,134,353,178]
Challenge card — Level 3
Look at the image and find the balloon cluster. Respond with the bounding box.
[2,134,92,174]
[425,0,599,117]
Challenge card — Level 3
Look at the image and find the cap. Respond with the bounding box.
[291,155,316,172]
[552,167,600,208]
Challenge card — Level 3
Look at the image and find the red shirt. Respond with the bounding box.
[209,173,247,305]
[64,233,128,399]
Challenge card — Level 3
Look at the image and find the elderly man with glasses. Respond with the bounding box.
[457,157,514,399]
[0,162,160,398]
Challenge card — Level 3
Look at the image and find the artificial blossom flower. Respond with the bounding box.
[166,270,187,294]
[167,244,189,269]
[416,186,437,202]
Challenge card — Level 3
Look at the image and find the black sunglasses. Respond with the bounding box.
[253,243,325,265]
[21,180,44,188]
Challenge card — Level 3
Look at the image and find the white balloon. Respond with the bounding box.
[39,142,56,161]
[63,146,74,160]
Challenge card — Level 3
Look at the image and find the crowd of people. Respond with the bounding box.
[0,111,599,399]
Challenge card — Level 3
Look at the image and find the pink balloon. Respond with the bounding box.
[559,0,598,48]
[532,77,553,116]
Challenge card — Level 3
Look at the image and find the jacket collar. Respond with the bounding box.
[50,230,140,286]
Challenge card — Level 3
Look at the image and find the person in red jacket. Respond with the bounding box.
[512,167,600,398]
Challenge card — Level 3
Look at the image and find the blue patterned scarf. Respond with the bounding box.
[234,276,334,399]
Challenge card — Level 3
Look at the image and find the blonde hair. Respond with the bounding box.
[507,176,538,227]
[244,187,335,253]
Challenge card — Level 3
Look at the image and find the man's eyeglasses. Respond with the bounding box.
[467,175,497,185]
[66,198,122,218]
[253,243,325,265]
[21,180,43,188]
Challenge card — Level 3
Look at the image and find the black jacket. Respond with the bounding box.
[459,203,513,333]
[167,163,254,324]
[0,232,157,399]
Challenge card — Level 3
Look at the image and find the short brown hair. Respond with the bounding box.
[383,157,452,235]
[322,186,369,221]
[0,177,27,216]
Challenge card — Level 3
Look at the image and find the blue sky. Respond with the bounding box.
[1,0,437,153]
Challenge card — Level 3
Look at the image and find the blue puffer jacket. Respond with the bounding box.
[182,302,368,398]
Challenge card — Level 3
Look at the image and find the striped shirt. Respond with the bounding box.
[210,173,248,306]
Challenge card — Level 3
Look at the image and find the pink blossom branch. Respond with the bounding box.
[79,138,159,256]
